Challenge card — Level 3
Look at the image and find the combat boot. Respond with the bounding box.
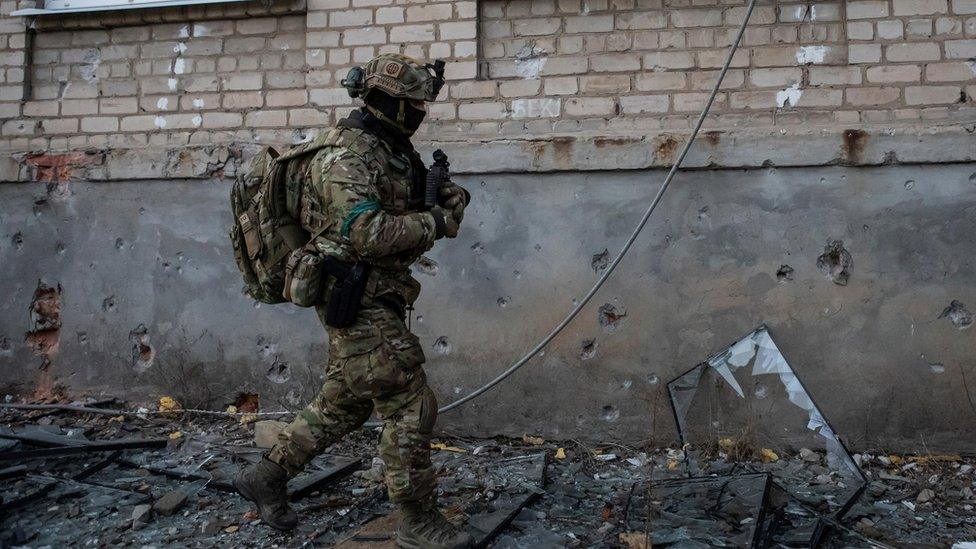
[234,458,299,531]
[396,501,473,549]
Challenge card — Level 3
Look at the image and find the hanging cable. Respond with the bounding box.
[429,0,759,418]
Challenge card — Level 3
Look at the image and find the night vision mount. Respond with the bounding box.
[342,66,366,98]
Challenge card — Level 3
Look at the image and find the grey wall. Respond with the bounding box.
[2,163,975,451]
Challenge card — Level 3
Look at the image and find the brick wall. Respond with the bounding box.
[423,0,976,138]
[0,0,973,175]
[0,0,29,144]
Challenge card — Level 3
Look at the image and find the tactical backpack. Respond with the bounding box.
[229,141,329,304]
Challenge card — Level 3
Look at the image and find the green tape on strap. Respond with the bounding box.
[341,200,381,238]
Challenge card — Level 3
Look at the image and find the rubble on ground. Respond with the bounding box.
[1,399,975,548]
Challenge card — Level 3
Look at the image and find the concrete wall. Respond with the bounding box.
[2,163,975,450]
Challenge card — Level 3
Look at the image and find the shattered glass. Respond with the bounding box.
[624,473,771,548]
[667,325,867,520]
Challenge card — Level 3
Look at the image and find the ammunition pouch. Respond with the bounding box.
[322,257,370,328]
[283,248,326,307]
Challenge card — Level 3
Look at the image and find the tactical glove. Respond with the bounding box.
[430,206,459,239]
[439,184,470,224]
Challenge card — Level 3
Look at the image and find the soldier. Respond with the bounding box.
[235,54,472,549]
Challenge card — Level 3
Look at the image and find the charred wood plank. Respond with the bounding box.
[0,465,27,480]
[289,457,362,500]
[0,438,167,461]
[115,458,235,492]
[73,451,122,481]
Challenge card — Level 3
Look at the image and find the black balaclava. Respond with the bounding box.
[363,89,426,137]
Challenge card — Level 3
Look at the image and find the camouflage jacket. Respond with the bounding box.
[283,125,438,305]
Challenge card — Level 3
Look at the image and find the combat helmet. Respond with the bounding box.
[341,53,446,135]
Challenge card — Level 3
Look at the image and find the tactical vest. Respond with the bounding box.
[291,126,426,302]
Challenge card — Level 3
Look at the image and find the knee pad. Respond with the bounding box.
[417,385,437,434]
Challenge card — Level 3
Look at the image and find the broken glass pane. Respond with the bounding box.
[667,325,867,520]
[621,473,770,548]
[758,482,830,548]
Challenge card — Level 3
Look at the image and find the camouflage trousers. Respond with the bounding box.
[266,301,437,505]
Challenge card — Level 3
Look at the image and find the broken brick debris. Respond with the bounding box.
[153,490,188,516]
[131,503,153,524]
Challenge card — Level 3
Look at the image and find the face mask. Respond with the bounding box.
[402,101,426,134]
[364,89,426,136]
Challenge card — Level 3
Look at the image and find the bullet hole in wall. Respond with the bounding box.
[77,332,88,346]
[102,295,117,312]
[0,336,12,357]
[33,197,48,217]
[433,336,452,355]
[690,206,712,240]
[115,238,126,250]
[256,339,278,363]
[939,300,973,330]
[776,265,794,281]
[497,296,511,308]
[816,239,853,286]
[265,361,291,384]
[128,324,155,373]
[414,256,439,276]
[12,232,24,250]
[600,405,619,422]
[904,179,916,190]
[598,303,626,333]
[285,389,303,407]
[471,242,484,255]
[26,281,62,359]
[580,339,597,360]
[591,249,610,273]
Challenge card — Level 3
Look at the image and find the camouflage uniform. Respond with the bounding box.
[266,123,442,505]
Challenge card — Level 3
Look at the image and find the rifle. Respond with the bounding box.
[424,149,450,210]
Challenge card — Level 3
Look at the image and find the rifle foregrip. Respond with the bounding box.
[425,167,443,209]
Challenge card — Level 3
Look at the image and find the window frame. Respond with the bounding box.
[12,0,254,17]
